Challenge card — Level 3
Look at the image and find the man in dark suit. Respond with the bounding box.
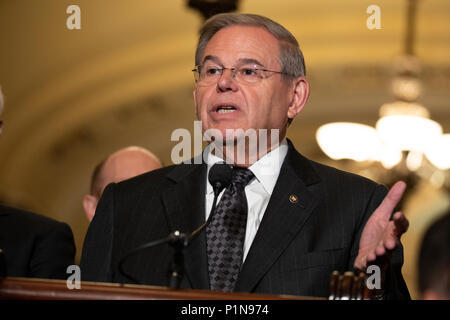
[0,87,76,279]
[81,13,410,299]
[0,205,76,279]
[83,146,162,222]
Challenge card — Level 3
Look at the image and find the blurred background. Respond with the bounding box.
[0,0,448,299]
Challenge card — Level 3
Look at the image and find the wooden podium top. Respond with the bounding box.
[0,277,325,300]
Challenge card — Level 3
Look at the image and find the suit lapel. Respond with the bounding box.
[161,162,210,290]
[235,141,321,292]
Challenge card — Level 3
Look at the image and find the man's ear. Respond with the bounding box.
[287,77,310,120]
[193,88,199,119]
[82,194,98,222]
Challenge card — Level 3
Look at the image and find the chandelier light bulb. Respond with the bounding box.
[425,134,450,170]
[376,115,443,153]
[317,123,385,162]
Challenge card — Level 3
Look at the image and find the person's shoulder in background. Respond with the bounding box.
[0,204,76,279]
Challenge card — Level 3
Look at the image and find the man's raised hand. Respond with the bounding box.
[354,181,410,271]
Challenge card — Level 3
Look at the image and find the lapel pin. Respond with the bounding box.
[289,194,298,203]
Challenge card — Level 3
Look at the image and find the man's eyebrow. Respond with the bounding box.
[202,55,222,65]
[237,58,264,67]
[201,56,265,67]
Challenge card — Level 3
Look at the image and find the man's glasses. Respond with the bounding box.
[192,63,287,85]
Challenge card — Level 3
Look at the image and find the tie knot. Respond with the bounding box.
[231,167,254,187]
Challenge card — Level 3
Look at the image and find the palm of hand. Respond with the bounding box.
[354,181,409,272]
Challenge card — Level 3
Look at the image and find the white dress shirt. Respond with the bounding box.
[204,139,288,262]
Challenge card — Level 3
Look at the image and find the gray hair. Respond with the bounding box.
[195,13,306,79]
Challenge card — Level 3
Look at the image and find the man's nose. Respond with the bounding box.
[217,68,238,92]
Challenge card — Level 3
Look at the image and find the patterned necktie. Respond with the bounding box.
[206,166,254,292]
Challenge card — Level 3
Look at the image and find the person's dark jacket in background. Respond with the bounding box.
[0,204,76,279]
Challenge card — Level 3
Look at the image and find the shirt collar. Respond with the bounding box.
[205,138,288,196]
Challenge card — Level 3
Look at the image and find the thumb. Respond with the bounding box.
[375,181,406,220]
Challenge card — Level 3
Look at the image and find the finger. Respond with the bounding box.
[374,181,407,220]
[393,211,402,220]
[354,256,366,271]
[375,240,385,255]
[367,251,376,262]
[393,212,409,235]
[361,255,368,267]
[376,244,385,256]
[385,238,396,250]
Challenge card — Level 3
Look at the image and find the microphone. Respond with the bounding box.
[118,163,233,287]
[209,162,233,196]
[167,163,232,288]
[189,163,232,240]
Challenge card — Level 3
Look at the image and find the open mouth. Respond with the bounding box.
[214,105,237,114]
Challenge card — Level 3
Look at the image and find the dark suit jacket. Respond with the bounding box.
[81,141,410,299]
[0,205,76,279]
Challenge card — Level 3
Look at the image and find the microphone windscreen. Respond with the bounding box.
[208,163,232,193]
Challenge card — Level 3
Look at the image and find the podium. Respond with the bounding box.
[0,277,324,300]
[0,270,369,300]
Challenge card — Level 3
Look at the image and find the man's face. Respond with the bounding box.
[193,26,302,142]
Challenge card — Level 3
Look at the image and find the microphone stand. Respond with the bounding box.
[118,189,222,289]
[167,185,224,289]
[167,230,189,289]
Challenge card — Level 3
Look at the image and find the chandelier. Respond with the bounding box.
[316,0,449,188]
